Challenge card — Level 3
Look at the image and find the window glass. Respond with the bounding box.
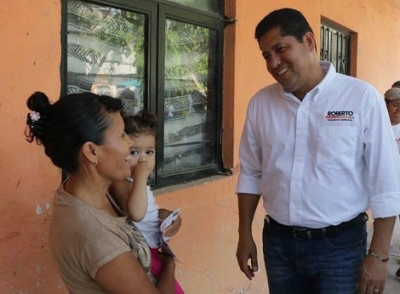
[67,1,146,113]
[66,0,223,188]
[163,19,217,175]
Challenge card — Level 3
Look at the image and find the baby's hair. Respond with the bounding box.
[123,109,157,137]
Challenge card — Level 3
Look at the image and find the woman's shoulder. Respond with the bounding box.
[51,185,130,243]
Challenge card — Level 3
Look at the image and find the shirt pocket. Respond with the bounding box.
[316,125,358,170]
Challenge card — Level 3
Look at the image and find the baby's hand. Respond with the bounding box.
[160,209,182,238]
[131,161,153,179]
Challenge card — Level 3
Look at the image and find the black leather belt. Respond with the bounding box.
[266,212,367,240]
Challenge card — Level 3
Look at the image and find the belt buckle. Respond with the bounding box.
[293,227,309,240]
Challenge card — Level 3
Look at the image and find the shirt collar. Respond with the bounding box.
[281,61,336,102]
[313,61,336,101]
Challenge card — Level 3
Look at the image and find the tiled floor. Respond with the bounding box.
[368,218,400,293]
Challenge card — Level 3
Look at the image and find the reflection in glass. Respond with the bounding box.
[163,19,218,175]
[165,0,221,13]
[67,0,146,114]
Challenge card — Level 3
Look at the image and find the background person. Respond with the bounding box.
[25,91,175,293]
[235,8,400,294]
[385,87,400,151]
[384,86,400,281]
[392,81,400,88]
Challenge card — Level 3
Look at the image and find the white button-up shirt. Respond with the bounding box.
[236,62,400,228]
[392,123,400,153]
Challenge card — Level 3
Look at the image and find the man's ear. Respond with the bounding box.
[304,31,316,51]
[81,141,98,165]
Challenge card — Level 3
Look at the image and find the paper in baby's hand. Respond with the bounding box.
[159,208,180,260]
[160,208,180,242]
[160,238,178,260]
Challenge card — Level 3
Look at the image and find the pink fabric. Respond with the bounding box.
[150,248,185,294]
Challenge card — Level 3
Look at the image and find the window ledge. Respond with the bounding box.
[153,174,231,196]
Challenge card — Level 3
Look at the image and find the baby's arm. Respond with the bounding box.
[159,208,182,238]
[126,162,152,221]
[109,163,150,221]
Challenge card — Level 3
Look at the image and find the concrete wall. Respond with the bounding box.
[1,0,400,293]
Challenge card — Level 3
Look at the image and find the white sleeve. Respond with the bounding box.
[236,100,262,195]
[363,87,400,218]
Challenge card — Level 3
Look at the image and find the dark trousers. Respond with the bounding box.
[262,217,367,294]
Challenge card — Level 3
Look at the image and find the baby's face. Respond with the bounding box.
[128,134,156,171]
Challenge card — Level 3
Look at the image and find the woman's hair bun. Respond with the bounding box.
[25,92,52,144]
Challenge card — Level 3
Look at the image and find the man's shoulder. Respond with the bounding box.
[328,74,381,104]
[256,82,281,94]
[321,61,375,91]
[333,73,376,92]
[249,83,281,102]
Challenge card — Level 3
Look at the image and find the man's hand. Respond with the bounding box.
[236,235,259,280]
[357,256,387,294]
[357,216,396,294]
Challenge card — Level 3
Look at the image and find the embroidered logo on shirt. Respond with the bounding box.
[325,111,354,122]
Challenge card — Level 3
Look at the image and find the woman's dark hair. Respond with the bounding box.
[255,8,314,43]
[25,91,122,173]
[123,110,157,138]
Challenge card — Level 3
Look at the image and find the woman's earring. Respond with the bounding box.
[93,158,98,166]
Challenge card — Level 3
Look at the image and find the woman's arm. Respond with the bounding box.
[95,251,175,294]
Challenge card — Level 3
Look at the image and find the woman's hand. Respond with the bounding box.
[158,252,176,270]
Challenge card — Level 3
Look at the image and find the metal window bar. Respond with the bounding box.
[320,23,350,75]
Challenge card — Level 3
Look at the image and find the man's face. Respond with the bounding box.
[387,99,400,125]
[258,27,315,98]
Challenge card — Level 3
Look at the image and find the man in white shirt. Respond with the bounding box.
[384,86,400,281]
[235,8,400,294]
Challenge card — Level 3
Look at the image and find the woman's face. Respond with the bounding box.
[387,99,400,125]
[96,112,134,181]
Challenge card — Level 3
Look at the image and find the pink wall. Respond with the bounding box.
[1,0,400,293]
[0,0,63,292]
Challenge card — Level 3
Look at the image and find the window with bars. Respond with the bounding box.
[320,22,351,75]
[63,0,225,188]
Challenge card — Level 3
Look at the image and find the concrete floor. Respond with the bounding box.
[372,218,400,294]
